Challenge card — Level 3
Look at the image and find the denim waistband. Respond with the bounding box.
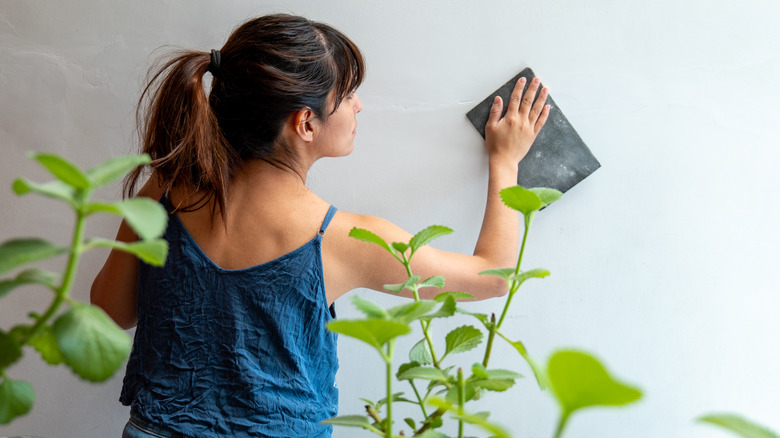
[128,407,191,438]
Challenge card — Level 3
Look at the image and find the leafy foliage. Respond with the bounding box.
[0,153,168,424]
[327,186,643,438]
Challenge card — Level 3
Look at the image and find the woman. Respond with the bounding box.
[91,13,550,438]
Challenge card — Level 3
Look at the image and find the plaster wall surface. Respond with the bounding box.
[1,1,778,437]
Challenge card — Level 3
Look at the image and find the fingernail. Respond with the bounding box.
[541,87,548,94]
[533,77,540,84]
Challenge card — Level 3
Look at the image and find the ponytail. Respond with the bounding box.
[124,50,237,218]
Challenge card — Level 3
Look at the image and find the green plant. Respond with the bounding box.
[0,152,168,424]
[324,186,642,438]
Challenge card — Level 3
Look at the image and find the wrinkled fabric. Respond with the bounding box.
[121,199,339,438]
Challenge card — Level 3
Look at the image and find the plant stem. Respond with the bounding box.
[385,340,396,438]
[496,214,532,330]
[22,207,87,344]
[404,261,441,369]
[414,408,446,435]
[552,414,568,438]
[481,313,497,368]
[409,381,428,418]
[457,368,465,438]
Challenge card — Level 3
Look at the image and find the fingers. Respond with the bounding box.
[529,86,549,122]
[487,95,503,127]
[507,77,526,115]
[534,104,551,133]
[519,77,542,118]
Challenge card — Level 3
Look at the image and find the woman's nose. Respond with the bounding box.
[353,94,363,113]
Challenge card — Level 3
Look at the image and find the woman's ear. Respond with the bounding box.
[292,108,316,142]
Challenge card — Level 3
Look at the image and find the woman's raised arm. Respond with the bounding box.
[322,77,550,304]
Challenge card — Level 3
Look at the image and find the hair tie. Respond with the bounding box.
[208,49,221,74]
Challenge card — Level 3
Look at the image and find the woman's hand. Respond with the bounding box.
[484,76,550,165]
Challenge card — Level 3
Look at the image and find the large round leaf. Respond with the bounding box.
[547,350,642,420]
[53,303,132,382]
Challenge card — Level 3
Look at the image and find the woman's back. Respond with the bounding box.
[170,162,333,272]
[122,185,339,437]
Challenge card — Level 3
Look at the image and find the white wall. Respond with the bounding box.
[1,1,779,437]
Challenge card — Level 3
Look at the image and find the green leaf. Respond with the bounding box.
[376,392,415,408]
[0,268,59,298]
[349,228,394,255]
[387,300,437,323]
[86,154,150,188]
[500,186,542,215]
[478,267,516,280]
[351,295,388,319]
[52,303,132,382]
[434,291,475,302]
[321,415,374,429]
[0,377,35,424]
[383,275,421,294]
[422,295,457,320]
[397,361,421,377]
[419,275,446,289]
[12,178,76,205]
[469,365,521,392]
[404,417,416,430]
[392,241,410,254]
[409,225,453,254]
[30,152,91,190]
[0,330,23,369]
[548,350,642,421]
[473,378,516,392]
[409,339,433,365]
[397,366,449,382]
[445,382,477,404]
[530,187,562,207]
[415,431,449,438]
[457,309,490,327]
[699,413,780,438]
[445,325,483,356]
[511,268,551,287]
[0,238,67,276]
[327,319,411,351]
[28,325,65,365]
[471,363,489,380]
[87,198,168,240]
[86,238,168,266]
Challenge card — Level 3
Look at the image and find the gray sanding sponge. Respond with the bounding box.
[466,68,600,195]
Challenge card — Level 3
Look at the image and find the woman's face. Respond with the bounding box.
[315,91,362,158]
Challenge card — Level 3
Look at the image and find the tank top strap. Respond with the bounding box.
[319,205,338,235]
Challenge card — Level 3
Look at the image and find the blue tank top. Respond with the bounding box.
[120,199,339,437]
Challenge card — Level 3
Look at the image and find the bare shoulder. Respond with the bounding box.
[321,211,411,302]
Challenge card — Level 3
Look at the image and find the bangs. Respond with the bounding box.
[314,22,366,112]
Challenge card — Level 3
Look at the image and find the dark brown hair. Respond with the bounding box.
[125,14,365,216]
